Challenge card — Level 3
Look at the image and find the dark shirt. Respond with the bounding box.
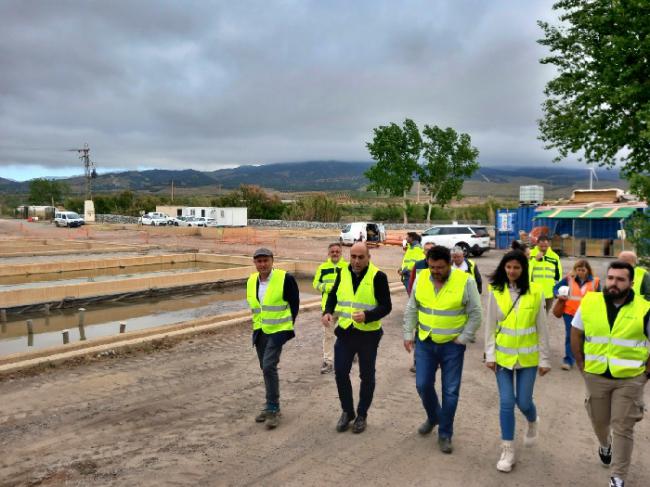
[252,272,300,347]
[324,264,392,337]
[599,290,650,378]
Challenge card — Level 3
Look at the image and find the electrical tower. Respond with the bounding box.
[68,143,97,200]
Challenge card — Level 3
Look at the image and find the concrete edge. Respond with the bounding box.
[0,282,405,376]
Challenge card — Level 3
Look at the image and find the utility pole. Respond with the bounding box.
[69,143,96,200]
[171,180,174,203]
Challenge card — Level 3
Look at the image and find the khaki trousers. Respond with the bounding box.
[583,372,647,480]
[323,322,335,363]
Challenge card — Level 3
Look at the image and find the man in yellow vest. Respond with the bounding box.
[403,245,482,454]
[570,261,650,487]
[618,250,650,300]
[529,235,562,313]
[246,248,300,429]
[398,232,426,290]
[313,242,347,374]
[321,242,392,434]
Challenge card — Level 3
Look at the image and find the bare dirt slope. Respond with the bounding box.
[1,291,649,486]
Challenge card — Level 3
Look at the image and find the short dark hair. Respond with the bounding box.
[407,231,421,243]
[608,260,635,281]
[328,242,342,250]
[537,235,549,243]
[426,245,451,263]
[511,240,528,253]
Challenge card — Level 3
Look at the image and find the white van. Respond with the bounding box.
[339,222,386,245]
[54,211,85,228]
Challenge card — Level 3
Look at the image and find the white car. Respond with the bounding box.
[54,211,84,228]
[421,224,490,257]
[186,216,216,227]
[339,222,386,245]
[139,212,170,226]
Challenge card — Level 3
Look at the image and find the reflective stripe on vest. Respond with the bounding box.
[314,258,347,310]
[334,262,382,332]
[402,245,426,271]
[415,268,469,343]
[492,282,542,368]
[582,292,650,378]
[246,269,293,334]
[564,276,599,316]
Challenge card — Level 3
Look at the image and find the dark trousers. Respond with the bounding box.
[561,313,576,366]
[254,332,284,411]
[414,337,466,439]
[334,328,383,417]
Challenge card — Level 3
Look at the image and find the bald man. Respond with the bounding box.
[322,243,392,434]
[618,251,650,301]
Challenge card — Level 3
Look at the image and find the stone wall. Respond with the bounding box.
[96,214,140,224]
[248,219,486,231]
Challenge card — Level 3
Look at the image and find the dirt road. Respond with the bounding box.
[0,220,649,485]
[2,293,649,486]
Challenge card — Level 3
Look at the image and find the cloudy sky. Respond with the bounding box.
[1,0,568,180]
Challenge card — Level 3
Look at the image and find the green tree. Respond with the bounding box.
[215,185,285,219]
[282,194,341,222]
[538,0,650,177]
[366,118,422,223]
[28,178,69,205]
[418,125,480,223]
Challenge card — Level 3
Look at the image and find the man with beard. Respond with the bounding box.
[571,261,650,487]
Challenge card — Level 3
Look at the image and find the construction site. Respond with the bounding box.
[0,217,648,487]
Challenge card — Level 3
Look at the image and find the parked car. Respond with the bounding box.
[53,211,84,228]
[186,216,216,227]
[421,224,490,256]
[339,222,386,245]
[139,212,171,226]
[170,216,189,226]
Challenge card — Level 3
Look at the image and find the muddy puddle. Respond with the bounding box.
[0,261,246,290]
[0,277,318,355]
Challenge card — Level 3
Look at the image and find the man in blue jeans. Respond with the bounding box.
[402,246,482,453]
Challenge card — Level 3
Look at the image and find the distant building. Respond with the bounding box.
[16,205,56,220]
[156,206,247,226]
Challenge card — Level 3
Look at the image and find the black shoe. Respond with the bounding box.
[409,365,416,373]
[438,436,453,454]
[417,419,436,435]
[336,411,356,432]
[599,443,612,467]
[352,415,367,434]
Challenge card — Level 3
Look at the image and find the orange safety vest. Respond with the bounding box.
[564,276,600,316]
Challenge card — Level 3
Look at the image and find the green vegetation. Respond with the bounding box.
[365,118,479,224]
[213,185,285,219]
[371,200,501,224]
[283,194,341,222]
[28,178,70,206]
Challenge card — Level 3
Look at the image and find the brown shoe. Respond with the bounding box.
[266,410,281,429]
[255,410,268,423]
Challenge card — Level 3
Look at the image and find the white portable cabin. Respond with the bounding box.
[156,206,248,226]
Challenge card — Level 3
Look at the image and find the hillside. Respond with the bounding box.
[0,161,626,199]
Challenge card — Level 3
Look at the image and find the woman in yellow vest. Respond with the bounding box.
[553,259,600,370]
[485,250,551,472]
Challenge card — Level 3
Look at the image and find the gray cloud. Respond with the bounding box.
[0,0,567,174]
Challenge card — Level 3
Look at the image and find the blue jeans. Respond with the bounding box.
[495,366,538,441]
[562,313,575,366]
[254,332,284,411]
[414,337,466,439]
[401,269,411,290]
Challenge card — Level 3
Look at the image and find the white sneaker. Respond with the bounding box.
[524,416,539,447]
[496,441,516,472]
[609,476,624,487]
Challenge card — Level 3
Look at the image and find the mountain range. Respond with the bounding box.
[0,161,625,199]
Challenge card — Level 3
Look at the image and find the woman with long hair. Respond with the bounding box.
[485,250,551,472]
[553,259,600,370]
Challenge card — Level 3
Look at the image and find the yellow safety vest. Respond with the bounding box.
[529,247,562,296]
[582,292,650,378]
[313,258,347,310]
[335,263,381,332]
[402,244,426,271]
[492,283,542,368]
[633,267,647,297]
[415,269,469,343]
[246,270,293,334]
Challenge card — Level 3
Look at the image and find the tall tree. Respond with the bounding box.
[418,125,480,223]
[538,0,650,177]
[365,118,422,223]
[28,178,69,206]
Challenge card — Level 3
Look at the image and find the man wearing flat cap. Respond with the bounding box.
[246,248,300,429]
